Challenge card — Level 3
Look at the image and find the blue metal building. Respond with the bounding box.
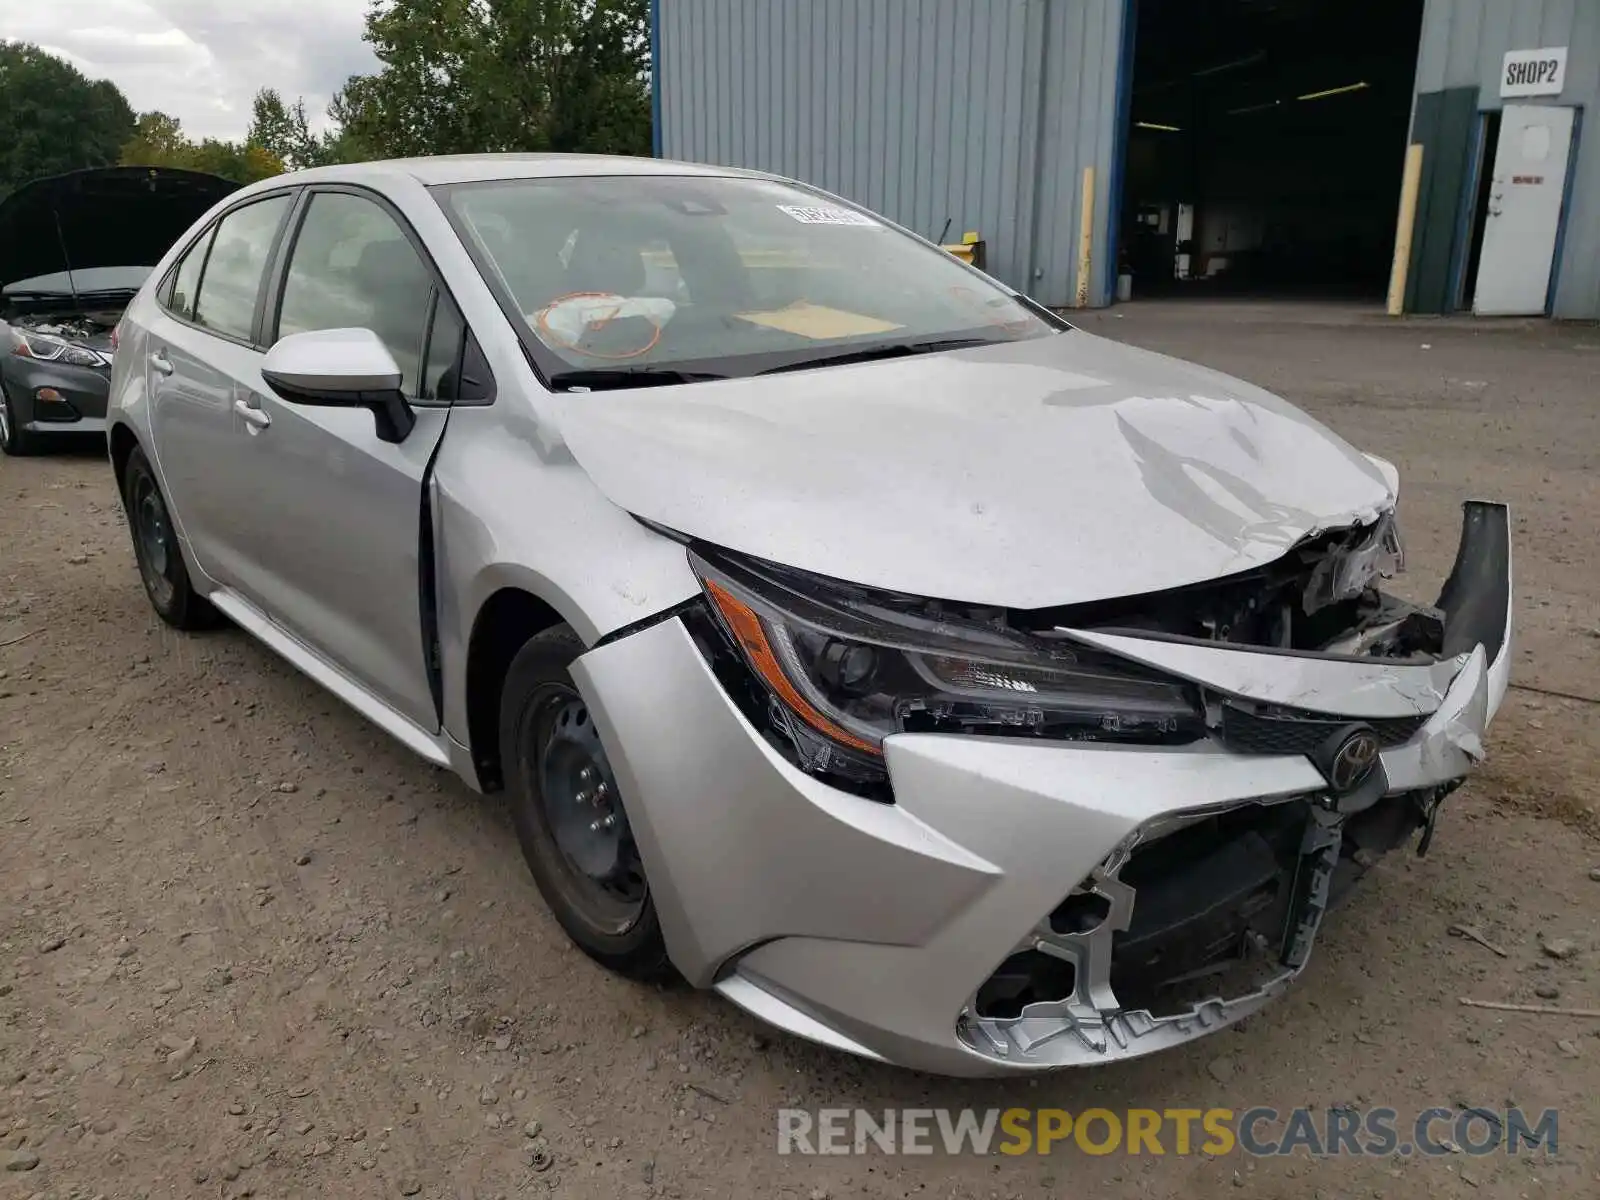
[652,0,1600,318]
[654,0,1131,308]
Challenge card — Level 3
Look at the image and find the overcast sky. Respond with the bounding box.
[5,0,379,141]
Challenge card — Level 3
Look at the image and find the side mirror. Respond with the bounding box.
[261,327,416,444]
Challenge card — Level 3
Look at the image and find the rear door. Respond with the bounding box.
[218,186,471,730]
[147,192,296,583]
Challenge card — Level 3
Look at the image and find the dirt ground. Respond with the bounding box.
[3,300,1598,1200]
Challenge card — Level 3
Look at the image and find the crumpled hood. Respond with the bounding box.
[0,167,239,290]
[556,330,1396,608]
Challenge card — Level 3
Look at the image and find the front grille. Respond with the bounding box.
[1219,705,1426,756]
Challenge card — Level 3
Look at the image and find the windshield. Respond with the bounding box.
[434,174,1061,388]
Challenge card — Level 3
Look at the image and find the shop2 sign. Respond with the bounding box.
[1501,47,1567,98]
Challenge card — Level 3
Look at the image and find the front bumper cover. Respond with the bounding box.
[572,502,1512,1075]
[1,357,110,433]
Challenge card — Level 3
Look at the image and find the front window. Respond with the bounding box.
[276,191,435,396]
[435,174,1061,388]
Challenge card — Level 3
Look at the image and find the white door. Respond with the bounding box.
[1473,104,1575,316]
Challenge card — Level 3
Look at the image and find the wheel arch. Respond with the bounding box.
[108,420,141,491]
[464,586,569,791]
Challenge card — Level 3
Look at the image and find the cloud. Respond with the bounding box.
[7,0,379,140]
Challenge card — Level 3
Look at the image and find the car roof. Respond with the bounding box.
[275,153,776,189]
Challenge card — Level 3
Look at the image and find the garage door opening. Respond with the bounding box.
[1118,0,1424,302]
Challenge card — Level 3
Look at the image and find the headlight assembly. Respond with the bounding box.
[13,332,108,369]
[687,549,1202,797]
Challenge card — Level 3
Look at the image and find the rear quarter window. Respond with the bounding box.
[162,227,215,320]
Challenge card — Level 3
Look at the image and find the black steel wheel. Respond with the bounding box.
[500,624,671,980]
[121,446,218,629]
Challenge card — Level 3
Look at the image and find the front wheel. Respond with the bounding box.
[500,625,672,981]
[121,446,218,630]
[0,383,40,456]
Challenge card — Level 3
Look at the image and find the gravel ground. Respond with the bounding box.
[2,300,1597,1199]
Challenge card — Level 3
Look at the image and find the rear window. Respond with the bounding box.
[435,174,1058,386]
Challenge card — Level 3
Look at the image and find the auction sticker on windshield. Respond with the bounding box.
[735,302,902,339]
[776,204,879,227]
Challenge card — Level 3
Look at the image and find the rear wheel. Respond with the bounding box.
[122,446,218,629]
[500,625,672,981]
[0,383,40,456]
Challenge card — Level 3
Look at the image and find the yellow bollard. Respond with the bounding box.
[1076,167,1096,308]
[1387,143,1425,316]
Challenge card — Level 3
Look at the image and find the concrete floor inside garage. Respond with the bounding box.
[1,299,1598,1198]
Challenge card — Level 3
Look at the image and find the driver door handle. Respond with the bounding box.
[233,398,271,430]
[149,351,174,376]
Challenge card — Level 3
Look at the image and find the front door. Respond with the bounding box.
[1472,104,1575,316]
[220,187,459,731]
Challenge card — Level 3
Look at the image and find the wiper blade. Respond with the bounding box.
[3,287,135,302]
[758,337,998,375]
[546,366,728,392]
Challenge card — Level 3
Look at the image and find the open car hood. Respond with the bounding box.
[557,330,1398,609]
[0,167,239,291]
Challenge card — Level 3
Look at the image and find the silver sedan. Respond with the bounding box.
[105,154,1512,1076]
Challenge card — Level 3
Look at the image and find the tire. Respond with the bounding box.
[500,624,673,981]
[121,446,219,630]
[0,382,40,456]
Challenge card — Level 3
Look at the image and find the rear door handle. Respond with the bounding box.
[150,351,174,376]
[233,398,271,430]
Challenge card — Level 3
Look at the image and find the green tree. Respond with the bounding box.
[120,111,284,184]
[247,85,381,169]
[336,0,651,159]
[0,41,136,194]
[118,111,190,167]
[186,139,285,184]
[246,88,321,171]
[317,97,379,165]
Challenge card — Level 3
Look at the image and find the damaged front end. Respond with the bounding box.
[683,501,1511,1067]
[963,501,1511,1066]
[1029,506,1418,657]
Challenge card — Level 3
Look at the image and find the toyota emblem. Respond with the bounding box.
[1327,729,1381,793]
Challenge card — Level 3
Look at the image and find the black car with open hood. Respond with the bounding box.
[0,166,240,300]
[0,166,238,455]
